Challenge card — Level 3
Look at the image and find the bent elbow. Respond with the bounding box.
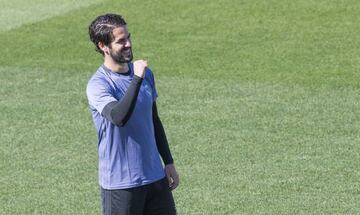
[112,120,125,127]
[109,111,125,127]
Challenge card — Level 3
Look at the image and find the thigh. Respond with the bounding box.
[101,186,147,215]
[144,178,177,215]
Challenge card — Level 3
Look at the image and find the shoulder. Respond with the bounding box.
[144,67,155,82]
[86,69,112,95]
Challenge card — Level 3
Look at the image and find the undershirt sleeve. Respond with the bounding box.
[101,75,143,126]
[152,102,174,165]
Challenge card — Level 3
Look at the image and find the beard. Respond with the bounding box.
[110,47,133,64]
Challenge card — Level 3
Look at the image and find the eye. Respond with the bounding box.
[117,39,125,44]
[117,33,131,44]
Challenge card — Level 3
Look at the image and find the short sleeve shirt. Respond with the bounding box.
[86,63,165,189]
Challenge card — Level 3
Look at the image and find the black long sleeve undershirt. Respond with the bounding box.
[101,75,143,126]
[152,102,174,165]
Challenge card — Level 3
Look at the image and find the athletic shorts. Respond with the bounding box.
[100,177,177,215]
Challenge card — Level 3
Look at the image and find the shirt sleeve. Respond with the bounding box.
[86,78,117,114]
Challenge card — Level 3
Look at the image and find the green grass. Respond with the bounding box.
[0,0,101,31]
[1,0,360,214]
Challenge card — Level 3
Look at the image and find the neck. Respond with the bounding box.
[104,57,129,73]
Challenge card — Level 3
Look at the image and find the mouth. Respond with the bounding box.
[120,49,133,62]
[122,48,131,54]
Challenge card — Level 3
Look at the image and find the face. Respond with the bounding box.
[108,26,133,64]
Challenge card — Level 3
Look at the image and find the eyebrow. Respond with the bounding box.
[116,33,131,43]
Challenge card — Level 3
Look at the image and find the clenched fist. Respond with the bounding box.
[133,60,148,79]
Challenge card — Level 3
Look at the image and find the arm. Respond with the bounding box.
[101,60,148,126]
[101,75,143,126]
[152,102,179,190]
[152,102,174,164]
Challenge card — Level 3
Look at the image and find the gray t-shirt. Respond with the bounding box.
[86,63,164,189]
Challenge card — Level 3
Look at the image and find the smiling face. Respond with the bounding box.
[108,26,133,64]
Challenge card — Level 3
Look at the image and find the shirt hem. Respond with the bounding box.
[99,175,165,190]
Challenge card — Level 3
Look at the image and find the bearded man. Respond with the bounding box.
[86,14,179,215]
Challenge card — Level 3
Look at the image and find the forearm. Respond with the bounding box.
[101,75,143,126]
[153,102,174,165]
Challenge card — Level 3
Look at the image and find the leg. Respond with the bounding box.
[101,186,147,215]
[143,178,177,215]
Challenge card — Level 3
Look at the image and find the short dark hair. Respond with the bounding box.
[88,14,127,55]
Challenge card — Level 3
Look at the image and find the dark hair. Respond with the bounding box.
[88,14,127,55]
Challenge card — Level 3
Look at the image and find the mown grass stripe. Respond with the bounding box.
[0,0,102,31]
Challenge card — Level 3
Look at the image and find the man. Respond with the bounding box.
[86,14,179,215]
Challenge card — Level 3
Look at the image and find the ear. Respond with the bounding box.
[98,42,110,55]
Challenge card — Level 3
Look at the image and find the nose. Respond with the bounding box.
[124,39,131,48]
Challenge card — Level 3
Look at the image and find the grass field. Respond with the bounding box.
[1,0,360,214]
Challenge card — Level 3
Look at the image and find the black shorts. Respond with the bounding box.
[100,177,177,215]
